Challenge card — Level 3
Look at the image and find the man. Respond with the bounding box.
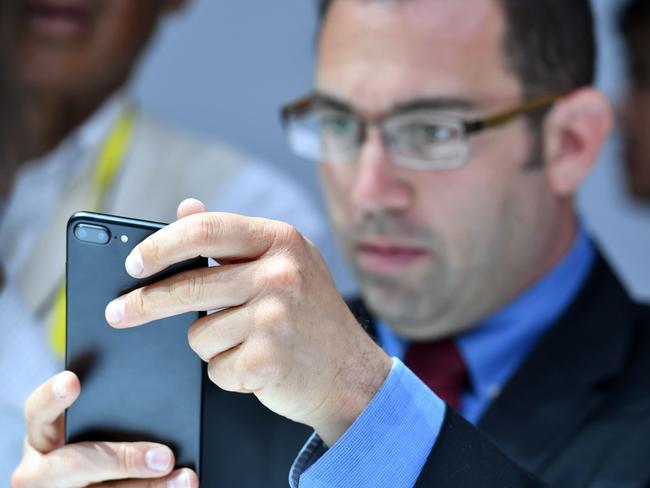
[0,0,347,483]
[620,0,650,202]
[12,0,650,487]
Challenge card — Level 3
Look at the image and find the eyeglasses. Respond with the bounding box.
[280,92,564,171]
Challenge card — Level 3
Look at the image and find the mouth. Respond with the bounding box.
[21,0,95,38]
[356,240,430,273]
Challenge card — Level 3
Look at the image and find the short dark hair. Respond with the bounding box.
[317,0,596,100]
[620,0,650,87]
[620,0,650,38]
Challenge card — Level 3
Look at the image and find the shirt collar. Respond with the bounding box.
[456,226,595,401]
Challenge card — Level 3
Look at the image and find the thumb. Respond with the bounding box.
[176,198,208,220]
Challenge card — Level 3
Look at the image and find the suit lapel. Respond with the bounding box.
[477,255,636,472]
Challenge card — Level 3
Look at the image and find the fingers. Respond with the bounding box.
[176,198,208,220]
[87,468,198,488]
[13,441,179,487]
[206,346,251,393]
[124,211,292,279]
[187,306,253,362]
[106,262,257,328]
[24,371,80,453]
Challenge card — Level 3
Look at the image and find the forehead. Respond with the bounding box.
[317,0,522,113]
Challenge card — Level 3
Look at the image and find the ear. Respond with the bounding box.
[163,0,190,14]
[542,88,613,197]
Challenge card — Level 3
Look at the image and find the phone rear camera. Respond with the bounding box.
[74,224,111,245]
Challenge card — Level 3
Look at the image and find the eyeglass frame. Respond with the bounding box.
[280,91,566,169]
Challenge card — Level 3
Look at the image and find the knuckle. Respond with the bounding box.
[263,256,303,291]
[278,223,304,247]
[266,221,305,253]
[187,215,221,246]
[169,273,204,307]
[208,357,246,392]
[255,298,289,331]
[129,288,149,318]
[241,341,272,377]
[144,235,164,267]
[115,443,141,473]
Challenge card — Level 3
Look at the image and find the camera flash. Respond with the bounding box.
[120,235,129,243]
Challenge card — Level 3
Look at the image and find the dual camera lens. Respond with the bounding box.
[74,223,111,245]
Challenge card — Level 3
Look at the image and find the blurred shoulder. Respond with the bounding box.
[129,110,324,226]
[132,111,249,175]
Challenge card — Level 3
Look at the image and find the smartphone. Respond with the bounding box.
[65,211,205,476]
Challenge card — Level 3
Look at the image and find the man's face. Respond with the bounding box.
[5,0,179,97]
[622,29,650,202]
[317,0,558,340]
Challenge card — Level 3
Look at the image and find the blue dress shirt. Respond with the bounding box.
[290,229,595,487]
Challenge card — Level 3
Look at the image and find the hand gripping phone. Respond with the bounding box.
[65,211,205,477]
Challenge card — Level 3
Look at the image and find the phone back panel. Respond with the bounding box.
[65,212,204,474]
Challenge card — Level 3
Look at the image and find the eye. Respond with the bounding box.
[320,113,357,135]
[407,123,457,144]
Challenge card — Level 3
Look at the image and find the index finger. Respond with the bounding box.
[125,212,287,279]
[24,371,80,453]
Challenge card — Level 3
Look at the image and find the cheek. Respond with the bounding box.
[319,164,356,221]
[413,130,531,259]
[410,162,503,227]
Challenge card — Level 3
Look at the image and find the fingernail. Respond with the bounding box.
[168,470,192,488]
[145,447,172,472]
[125,249,144,277]
[105,298,125,325]
[52,375,67,399]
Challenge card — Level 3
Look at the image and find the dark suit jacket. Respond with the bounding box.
[201,254,650,487]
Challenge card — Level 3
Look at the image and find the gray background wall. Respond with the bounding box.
[130,0,650,300]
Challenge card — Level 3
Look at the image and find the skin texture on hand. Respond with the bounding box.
[105,199,393,447]
[11,371,199,487]
[11,199,390,486]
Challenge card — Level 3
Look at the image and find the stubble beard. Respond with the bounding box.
[335,212,456,338]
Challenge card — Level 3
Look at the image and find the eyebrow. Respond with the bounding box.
[312,90,477,116]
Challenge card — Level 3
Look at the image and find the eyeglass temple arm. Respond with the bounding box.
[281,96,313,124]
[464,92,566,134]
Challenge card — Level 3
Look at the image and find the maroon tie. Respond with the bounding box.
[405,339,468,410]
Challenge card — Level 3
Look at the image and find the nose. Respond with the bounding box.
[350,126,413,212]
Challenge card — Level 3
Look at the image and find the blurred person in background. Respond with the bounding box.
[1,0,59,478]
[11,0,650,487]
[0,0,348,483]
[620,0,650,202]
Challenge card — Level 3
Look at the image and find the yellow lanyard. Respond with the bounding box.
[49,107,135,360]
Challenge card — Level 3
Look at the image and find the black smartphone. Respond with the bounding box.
[65,211,205,477]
